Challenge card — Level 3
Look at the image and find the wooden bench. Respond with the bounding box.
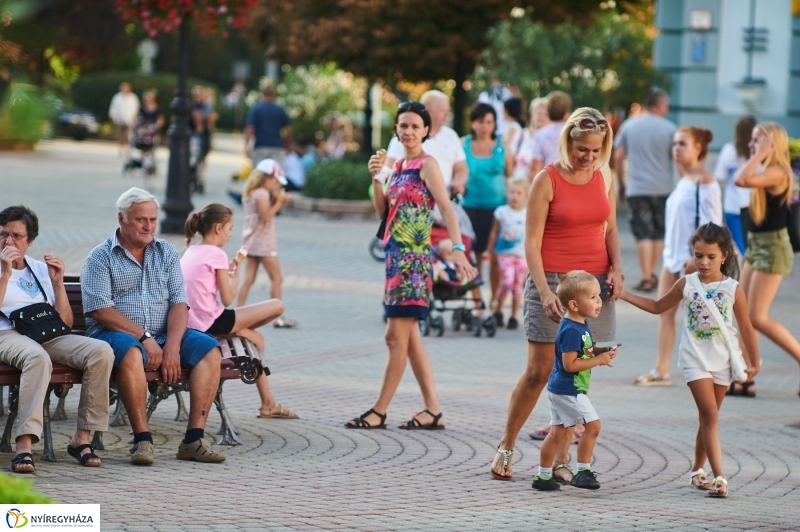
[0,276,268,461]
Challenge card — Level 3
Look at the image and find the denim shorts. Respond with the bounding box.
[90,328,219,369]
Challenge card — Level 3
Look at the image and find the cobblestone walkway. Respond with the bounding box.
[2,139,799,531]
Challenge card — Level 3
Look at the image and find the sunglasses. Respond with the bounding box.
[577,118,609,131]
[398,102,428,113]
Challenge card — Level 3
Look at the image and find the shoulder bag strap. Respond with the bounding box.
[24,258,52,306]
[685,274,737,356]
[695,181,701,229]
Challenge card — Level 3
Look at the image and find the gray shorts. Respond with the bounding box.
[251,146,286,168]
[523,272,616,343]
[549,392,599,428]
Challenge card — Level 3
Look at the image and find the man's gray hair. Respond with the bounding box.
[420,90,448,107]
[116,187,159,220]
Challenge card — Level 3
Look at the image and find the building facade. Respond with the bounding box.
[655,0,800,147]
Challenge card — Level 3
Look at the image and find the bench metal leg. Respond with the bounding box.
[0,385,5,417]
[53,392,68,421]
[174,391,189,422]
[110,400,128,427]
[214,383,242,446]
[0,386,18,453]
[146,385,168,422]
[91,430,105,450]
[41,387,56,462]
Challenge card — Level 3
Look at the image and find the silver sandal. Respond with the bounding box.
[490,448,514,480]
[689,468,711,490]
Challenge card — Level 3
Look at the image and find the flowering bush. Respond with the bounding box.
[117,0,257,37]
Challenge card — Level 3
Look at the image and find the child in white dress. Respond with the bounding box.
[621,223,760,498]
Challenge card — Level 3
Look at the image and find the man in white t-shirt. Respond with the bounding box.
[385,90,468,194]
[108,82,140,155]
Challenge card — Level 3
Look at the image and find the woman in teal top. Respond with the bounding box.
[462,103,514,323]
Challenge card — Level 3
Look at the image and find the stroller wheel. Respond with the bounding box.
[369,237,386,262]
[471,316,482,337]
[431,316,445,337]
[484,316,497,338]
[419,318,430,337]
[451,310,462,332]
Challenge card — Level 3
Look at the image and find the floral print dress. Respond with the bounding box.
[383,155,435,319]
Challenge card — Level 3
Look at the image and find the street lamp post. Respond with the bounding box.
[160,18,193,234]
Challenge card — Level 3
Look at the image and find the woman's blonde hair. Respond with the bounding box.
[242,170,271,199]
[749,122,793,226]
[557,107,614,171]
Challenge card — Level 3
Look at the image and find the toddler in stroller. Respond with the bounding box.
[422,233,497,338]
[123,123,158,176]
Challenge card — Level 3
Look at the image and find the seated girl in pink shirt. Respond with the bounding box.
[181,203,298,419]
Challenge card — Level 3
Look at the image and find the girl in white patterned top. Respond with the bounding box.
[621,223,760,498]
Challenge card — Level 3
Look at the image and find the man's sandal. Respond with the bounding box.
[708,476,728,498]
[11,453,35,474]
[689,468,710,490]
[490,448,514,480]
[399,409,444,430]
[67,444,101,467]
[726,381,756,397]
[345,408,386,429]
[553,463,574,485]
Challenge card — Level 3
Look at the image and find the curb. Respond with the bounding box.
[287,194,374,219]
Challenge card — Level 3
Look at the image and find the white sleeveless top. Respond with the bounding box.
[678,273,739,372]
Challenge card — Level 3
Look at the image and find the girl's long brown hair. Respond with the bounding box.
[749,122,793,226]
[184,203,233,245]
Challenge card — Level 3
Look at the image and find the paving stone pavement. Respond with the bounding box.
[2,138,800,531]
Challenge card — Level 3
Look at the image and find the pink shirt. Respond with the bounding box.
[180,244,229,331]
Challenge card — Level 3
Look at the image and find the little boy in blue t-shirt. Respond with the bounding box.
[532,270,620,491]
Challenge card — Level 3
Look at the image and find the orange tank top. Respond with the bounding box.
[541,164,611,275]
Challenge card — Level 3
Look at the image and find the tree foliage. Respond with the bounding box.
[474,10,671,112]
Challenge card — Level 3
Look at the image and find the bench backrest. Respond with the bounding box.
[64,274,86,336]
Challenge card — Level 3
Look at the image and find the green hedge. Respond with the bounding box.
[70,71,218,127]
[0,472,55,503]
[0,85,53,148]
[303,157,372,201]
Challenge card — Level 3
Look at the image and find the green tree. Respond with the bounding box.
[246,0,648,137]
[474,10,671,112]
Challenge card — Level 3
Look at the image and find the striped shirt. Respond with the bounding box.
[81,231,188,341]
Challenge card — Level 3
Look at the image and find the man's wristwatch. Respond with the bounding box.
[139,331,152,343]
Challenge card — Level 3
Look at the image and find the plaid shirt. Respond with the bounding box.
[81,231,188,341]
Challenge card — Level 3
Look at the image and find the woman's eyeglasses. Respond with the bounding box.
[576,118,609,132]
[398,102,427,113]
[0,231,27,242]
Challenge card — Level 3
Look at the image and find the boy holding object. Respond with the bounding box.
[533,271,619,491]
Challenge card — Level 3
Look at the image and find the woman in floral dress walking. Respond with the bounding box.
[346,102,475,430]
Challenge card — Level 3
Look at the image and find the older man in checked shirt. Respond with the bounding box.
[81,188,225,466]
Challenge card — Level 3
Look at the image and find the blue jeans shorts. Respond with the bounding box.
[90,328,219,369]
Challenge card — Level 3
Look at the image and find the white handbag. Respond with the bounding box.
[685,274,748,383]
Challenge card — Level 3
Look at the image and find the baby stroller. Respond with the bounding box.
[123,123,158,176]
[420,227,497,338]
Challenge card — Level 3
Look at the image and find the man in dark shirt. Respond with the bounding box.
[245,82,292,168]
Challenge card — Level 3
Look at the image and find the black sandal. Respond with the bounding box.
[399,409,445,430]
[11,452,35,474]
[726,381,756,397]
[67,444,101,467]
[345,408,387,429]
[633,276,657,293]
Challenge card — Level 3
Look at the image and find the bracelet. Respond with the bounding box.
[452,243,466,252]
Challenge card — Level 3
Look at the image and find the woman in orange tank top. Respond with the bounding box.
[490,107,624,482]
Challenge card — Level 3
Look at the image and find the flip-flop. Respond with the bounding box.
[273,317,297,328]
[257,404,299,419]
[67,444,101,467]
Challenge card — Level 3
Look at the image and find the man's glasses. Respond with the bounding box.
[0,231,27,242]
[398,102,428,113]
[576,118,610,132]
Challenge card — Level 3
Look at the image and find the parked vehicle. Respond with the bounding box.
[54,109,100,140]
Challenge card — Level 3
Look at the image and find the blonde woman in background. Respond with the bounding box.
[734,122,799,397]
[514,97,550,179]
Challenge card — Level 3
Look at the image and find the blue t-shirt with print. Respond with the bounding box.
[548,317,595,395]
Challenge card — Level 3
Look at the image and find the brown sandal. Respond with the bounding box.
[553,463,573,485]
[257,404,299,419]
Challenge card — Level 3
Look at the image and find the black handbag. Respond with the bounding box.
[1,260,71,344]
